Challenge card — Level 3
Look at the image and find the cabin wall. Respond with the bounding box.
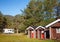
[47,21,60,39]
[36,30,38,38]
[50,27,60,39]
[56,33,60,39]
[36,30,41,39]
[28,30,36,38]
[50,28,56,39]
[30,30,34,38]
[36,28,45,39]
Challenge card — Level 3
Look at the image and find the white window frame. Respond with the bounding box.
[56,28,60,33]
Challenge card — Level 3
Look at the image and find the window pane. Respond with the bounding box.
[59,28,60,33]
[56,28,59,33]
[56,28,60,33]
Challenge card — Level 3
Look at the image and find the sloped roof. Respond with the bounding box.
[26,26,45,30]
[31,26,38,29]
[26,26,38,30]
[45,19,60,28]
[26,26,34,30]
[36,26,45,30]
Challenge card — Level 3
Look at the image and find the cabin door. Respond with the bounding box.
[31,31,34,38]
[45,30,50,39]
[41,31,44,39]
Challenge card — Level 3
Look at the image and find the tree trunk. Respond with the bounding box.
[17,29,18,34]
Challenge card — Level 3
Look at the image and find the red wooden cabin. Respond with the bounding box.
[26,19,60,40]
[35,26,45,39]
[45,19,60,39]
[26,26,45,39]
[26,26,37,38]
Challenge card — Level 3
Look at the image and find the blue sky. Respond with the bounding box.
[0,0,30,16]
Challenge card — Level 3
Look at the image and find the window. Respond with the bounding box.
[10,30,12,31]
[56,28,60,33]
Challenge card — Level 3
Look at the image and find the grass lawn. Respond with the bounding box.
[0,33,60,42]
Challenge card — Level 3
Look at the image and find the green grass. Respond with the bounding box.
[0,33,60,42]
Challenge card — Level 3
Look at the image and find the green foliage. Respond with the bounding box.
[43,0,57,19]
[0,0,59,32]
[23,0,57,29]
[4,15,14,28]
[0,12,4,28]
[0,12,7,32]
[13,14,26,32]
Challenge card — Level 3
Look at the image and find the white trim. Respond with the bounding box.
[38,30,40,39]
[34,30,36,38]
[45,19,60,28]
[26,26,34,30]
[36,26,45,30]
[45,32,46,39]
[50,27,51,39]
